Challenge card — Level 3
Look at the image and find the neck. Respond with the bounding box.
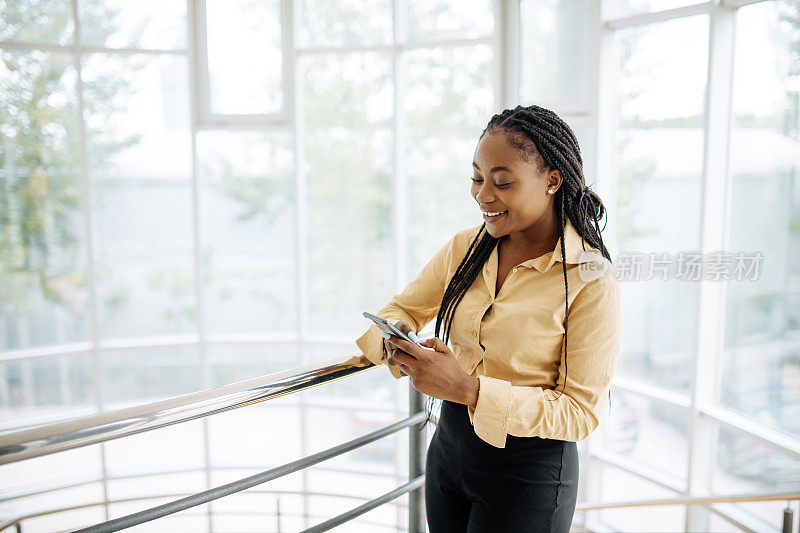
[503,212,562,254]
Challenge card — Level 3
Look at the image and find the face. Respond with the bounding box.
[471,131,562,239]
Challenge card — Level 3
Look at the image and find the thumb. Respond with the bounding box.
[421,337,448,353]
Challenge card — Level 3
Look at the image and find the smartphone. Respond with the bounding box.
[362,312,421,346]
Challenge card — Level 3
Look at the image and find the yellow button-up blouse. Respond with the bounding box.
[354,217,623,448]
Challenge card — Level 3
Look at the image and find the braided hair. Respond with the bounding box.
[423,104,613,428]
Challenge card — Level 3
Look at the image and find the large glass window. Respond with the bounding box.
[303,52,395,337]
[722,0,800,440]
[598,465,685,531]
[519,0,593,113]
[5,1,798,531]
[405,44,495,276]
[614,15,708,394]
[0,1,498,530]
[197,131,297,336]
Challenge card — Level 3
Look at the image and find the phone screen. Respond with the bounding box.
[362,312,420,346]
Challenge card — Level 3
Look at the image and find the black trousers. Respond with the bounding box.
[425,400,579,533]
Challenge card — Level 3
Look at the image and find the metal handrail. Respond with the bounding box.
[0,489,413,532]
[0,354,376,465]
[0,351,431,532]
[578,491,799,510]
[1,346,796,532]
[72,413,425,533]
[1,485,796,532]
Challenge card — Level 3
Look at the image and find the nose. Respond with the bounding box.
[474,182,495,204]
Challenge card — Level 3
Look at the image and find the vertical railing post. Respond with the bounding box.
[782,503,793,533]
[408,384,427,533]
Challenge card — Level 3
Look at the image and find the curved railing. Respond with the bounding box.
[0,352,429,532]
[0,344,797,532]
[1,479,797,532]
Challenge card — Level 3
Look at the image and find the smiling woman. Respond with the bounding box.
[355,104,622,532]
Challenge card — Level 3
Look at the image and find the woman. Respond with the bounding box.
[354,104,622,532]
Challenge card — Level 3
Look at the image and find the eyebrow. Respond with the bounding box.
[472,162,512,173]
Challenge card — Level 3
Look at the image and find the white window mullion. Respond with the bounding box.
[186,1,214,531]
[586,4,619,530]
[289,0,311,527]
[70,0,111,522]
[392,0,408,295]
[686,4,736,532]
[498,0,519,109]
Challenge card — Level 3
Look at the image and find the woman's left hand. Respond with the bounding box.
[384,332,479,406]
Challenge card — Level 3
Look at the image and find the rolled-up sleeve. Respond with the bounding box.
[354,234,456,379]
[468,271,622,447]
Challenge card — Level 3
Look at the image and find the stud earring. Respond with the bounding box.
[547,189,554,194]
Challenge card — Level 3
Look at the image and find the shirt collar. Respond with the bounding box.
[523,217,598,273]
[480,217,601,296]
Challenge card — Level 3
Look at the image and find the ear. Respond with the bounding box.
[547,169,563,192]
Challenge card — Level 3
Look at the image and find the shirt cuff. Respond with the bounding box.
[468,374,513,448]
[354,324,404,380]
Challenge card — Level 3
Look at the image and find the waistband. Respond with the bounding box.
[437,399,573,453]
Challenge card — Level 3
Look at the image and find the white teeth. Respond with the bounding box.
[483,210,506,216]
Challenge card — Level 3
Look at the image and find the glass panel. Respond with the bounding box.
[602,388,689,480]
[603,0,701,20]
[0,445,103,501]
[212,492,299,533]
[0,481,105,532]
[597,464,684,531]
[0,352,94,422]
[713,426,800,527]
[82,54,191,181]
[107,471,206,500]
[307,469,402,529]
[405,44,494,281]
[0,50,90,351]
[208,401,301,467]
[101,345,199,405]
[82,54,193,339]
[197,131,296,336]
[205,0,282,115]
[519,0,592,113]
[299,0,392,47]
[206,342,299,386]
[614,16,708,393]
[103,420,205,477]
[79,0,187,50]
[722,1,800,439]
[707,513,746,532]
[305,406,401,473]
[0,0,74,45]
[91,181,196,339]
[405,0,494,42]
[302,52,393,337]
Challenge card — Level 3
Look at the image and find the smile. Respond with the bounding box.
[482,210,507,221]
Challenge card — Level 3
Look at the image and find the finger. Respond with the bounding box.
[385,334,417,355]
[421,337,449,353]
[393,320,420,343]
[387,348,416,367]
[393,320,411,335]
